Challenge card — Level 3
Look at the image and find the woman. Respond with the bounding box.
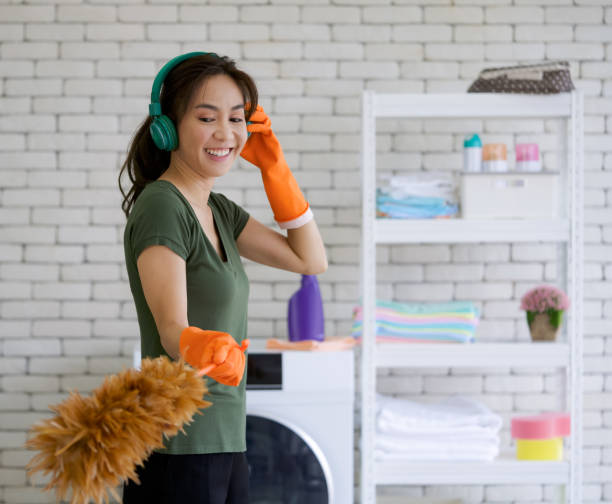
[119,52,327,503]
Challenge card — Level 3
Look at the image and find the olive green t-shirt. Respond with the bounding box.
[123,180,250,454]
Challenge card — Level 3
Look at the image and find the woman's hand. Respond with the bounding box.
[179,326,249,387]
[240,105,313,229]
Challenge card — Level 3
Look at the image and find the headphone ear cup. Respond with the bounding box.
[149,115,178,151]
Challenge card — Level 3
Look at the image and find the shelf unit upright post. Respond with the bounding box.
[359,91,583,504]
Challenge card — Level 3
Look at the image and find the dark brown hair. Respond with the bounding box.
[118,53,258,217]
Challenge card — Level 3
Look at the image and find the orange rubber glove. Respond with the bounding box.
[179,327,249,387]
[241,105,314,229]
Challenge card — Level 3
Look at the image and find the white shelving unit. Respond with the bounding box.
[360,92,583,504]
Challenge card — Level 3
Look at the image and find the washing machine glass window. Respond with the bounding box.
[246,414,332,504]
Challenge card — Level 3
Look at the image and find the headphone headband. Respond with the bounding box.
[149,51,208,117]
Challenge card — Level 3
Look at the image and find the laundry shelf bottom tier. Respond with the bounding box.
[374,459,569,485]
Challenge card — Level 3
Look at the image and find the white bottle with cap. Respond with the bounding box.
[463,134,482,172]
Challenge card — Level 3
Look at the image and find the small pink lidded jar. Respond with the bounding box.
[516,143,541,172]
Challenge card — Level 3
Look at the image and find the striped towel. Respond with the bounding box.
[352,300,479,343]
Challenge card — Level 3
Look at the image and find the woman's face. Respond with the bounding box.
[174,73,248,180]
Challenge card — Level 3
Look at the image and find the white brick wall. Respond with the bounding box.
[0,2,611,503]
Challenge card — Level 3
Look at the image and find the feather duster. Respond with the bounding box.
[26,356,211,504]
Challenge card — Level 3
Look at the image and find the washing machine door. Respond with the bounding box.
[246,414,331,504]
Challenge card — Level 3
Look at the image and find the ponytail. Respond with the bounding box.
[119,116,171,218]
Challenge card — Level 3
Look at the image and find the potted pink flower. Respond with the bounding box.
[520,285,570,341]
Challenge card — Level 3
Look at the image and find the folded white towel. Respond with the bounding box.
[377,416,500,439]
[377,418,500,443]
[374,444,499,461]
[376,394,502,433]
[375,432,500,462]
[376,432,499,453]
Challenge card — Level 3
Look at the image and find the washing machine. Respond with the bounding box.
[246,342,354,504]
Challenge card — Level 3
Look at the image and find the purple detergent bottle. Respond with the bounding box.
[287,274,325,342]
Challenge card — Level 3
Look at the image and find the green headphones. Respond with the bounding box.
[148,52,209,151]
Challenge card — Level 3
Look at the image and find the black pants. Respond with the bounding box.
[122,452,249,504]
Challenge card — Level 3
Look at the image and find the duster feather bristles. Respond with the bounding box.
[26,356,211,504]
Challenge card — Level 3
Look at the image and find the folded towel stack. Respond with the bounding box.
[376,174,458,219]
[352,300,479,344]
[375,394,502,461]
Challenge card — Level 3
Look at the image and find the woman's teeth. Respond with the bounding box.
[206,148,231,157]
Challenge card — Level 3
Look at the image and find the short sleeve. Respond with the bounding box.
[126,188,191,262]
[211,192,250,240]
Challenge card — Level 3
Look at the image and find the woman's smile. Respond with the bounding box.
[205,147,233,160]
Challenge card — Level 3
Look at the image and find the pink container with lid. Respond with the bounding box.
[516,143,540,162]
[515,143,541,172]
[511,413,570,440]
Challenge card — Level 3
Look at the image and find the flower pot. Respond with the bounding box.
[527,310,562,342]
